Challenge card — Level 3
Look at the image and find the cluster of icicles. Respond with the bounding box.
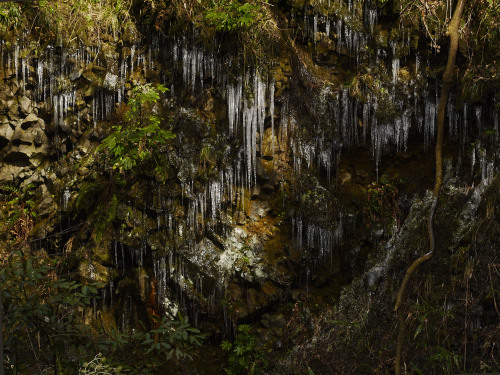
[3,32,496,195]
[4,22,498,326]
[292,214,343,269]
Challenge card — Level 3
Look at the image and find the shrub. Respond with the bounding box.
[98,83,175,181]
[221,324,268,375]
[204,0,263,32]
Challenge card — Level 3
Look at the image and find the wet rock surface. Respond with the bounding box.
[0,1,498,373]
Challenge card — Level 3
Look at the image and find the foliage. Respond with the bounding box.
[0,3,20,31]
[396,0,500,66]
[0,184,37,244]
[150,0,275,61]
[71,179,118,243]
[100,313,205,372]
[0,251,205,374]
[363,174,402,227]
[79,353,123,375]
[0,251,102,374]
[6,0,135,44]
[429,346,463,375]
[221,324,268,375]
[204,0,264,32]
[98,83,174,181]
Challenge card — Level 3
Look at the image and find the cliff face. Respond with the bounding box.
[0,0,499,373]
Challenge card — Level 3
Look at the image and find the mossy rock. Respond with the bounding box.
[78,259,110,283]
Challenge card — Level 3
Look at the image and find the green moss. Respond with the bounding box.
[73,181,102,215]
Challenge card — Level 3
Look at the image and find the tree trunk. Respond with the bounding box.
[394,1,466,374]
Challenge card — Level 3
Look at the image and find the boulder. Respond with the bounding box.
[251,184,261,199]
[8,100,18,118]
[0,123,14,144]
[21,112,39,129]
[12,126,44,145]
[18,95,32,115]
[79,260,110,283]
[0,164,25,184]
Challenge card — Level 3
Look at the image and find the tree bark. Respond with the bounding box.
[394,1,466,374]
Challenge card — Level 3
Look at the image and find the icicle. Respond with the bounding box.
[182,44,189,86]
[257,74,266,154]
[471,144,476,175]
[227,80,242,136]
[37,60,44,100]
[486,162,494,184]
[462,103,468,144]
[480,148,487,182]
[424,93,436,149]
[402,109,411,151]
[21,56,26,91]
[362,99,369,142]
[130,45,136,73]
[475,106,482,135]
[121,243,125,276]
[191,47,197,92]
[14,44,18,80]
[114,241,118,269]
[110,280,114,309]
[368,8,377,32]
[392,42,399,86]
[494,107,499,143]
[313,15,318,43]
[448,98,456,137]
[270,79,275,158]
[336,20,343,53]
[53,95,59,128]
[62,189,70,210]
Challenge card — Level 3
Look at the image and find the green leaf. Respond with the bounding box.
[414,324,423,339]
[221,341,232,351]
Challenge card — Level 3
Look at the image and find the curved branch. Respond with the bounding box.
[394,0,466,373]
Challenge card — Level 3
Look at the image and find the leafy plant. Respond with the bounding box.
[204,0,263,32]
[221,324,268,375]
[363,174,402,227]
[0,251,205,374]
[0,251,103,374]
[0,3,20,31]
[33,0,135,44]
[0,184,37,244]
[429,346,462,375]
[98,83,174,181]
[129,314,204,361]
[79,353,123,375]
[91,313,205,374]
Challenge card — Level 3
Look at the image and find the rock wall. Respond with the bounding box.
[0,1,499,372]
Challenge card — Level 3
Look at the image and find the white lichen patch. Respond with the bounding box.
[217,227,268,283]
